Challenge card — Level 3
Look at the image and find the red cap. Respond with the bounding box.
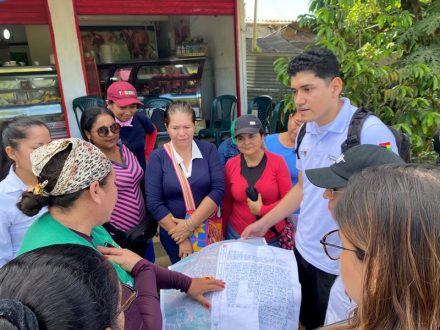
[106,81,143,107]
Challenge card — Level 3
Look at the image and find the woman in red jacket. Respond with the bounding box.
[222,115,292,245]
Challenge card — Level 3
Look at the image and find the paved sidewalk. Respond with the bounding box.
[153,235,171,267]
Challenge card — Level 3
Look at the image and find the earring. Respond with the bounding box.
[15,162,20,169]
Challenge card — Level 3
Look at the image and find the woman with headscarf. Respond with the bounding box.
[17,138,224,330]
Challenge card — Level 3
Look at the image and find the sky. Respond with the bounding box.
[245,0,311,22]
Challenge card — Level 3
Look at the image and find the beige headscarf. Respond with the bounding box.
[30,138,112,196]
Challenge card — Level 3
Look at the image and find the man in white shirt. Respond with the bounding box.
[242,47,398,329]
[305,144,403,325]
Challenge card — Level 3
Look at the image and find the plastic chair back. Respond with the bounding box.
[269,100,284,134]
[247,95,273,131]
[72,96,106,138]
[144,97,173,132]
[210,95,237,130]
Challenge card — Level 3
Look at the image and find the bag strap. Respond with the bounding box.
[295,123,307,159]
[163,143,196,211]
[341,108,372,153]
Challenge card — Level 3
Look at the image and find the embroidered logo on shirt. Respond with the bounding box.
[335,154,346,163]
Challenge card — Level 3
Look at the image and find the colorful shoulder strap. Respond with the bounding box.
[163,143,196,211]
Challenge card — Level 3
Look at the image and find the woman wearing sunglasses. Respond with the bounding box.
[80,107,150,257]
[17,138,225,330]
[318,164,440,329]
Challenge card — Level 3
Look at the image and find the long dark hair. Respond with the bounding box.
[334,164,440,329]
[0,244,120,330]
[80,107,115,141]
[0,117,49,181]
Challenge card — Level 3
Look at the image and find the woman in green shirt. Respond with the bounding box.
[17,138,224,330]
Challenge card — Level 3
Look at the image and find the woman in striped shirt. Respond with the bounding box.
[80,107,149,256]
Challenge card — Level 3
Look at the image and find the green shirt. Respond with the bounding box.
[19,212,134,286]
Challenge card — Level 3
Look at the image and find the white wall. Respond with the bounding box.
[189,16,236,98]
[47,0,87,138]
[237,0,248,113]
[25,25,53,66]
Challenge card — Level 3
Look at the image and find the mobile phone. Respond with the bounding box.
[245,186,259,201]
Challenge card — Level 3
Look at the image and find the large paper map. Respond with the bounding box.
[160,239,301,330]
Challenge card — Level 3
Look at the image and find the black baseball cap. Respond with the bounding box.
[234,114,263,137]
[305,144,404,189]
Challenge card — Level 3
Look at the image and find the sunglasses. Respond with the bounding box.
[120,284,138,312]
[96,123,121,137]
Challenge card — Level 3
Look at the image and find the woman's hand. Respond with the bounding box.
[97,246,142,273]
[169,217,192,244]
[241,220,268,239]
[247,193,263,216]
[179,239,193,259]
[187,277,225,309]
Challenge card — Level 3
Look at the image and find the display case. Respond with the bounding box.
[0,66,67,139]
[98,57,206,117]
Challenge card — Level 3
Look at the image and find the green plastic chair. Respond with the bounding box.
[269,100,285,134]
[247,95,273,132]
[144,97,173,145]
[72,96,106,138]
[198,95,237,147]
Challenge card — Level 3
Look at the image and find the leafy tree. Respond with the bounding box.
[274,0,440,160]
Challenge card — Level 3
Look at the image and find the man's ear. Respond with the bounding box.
[330,77,343,97]
[88,181,103,204]
[5,146,17,162]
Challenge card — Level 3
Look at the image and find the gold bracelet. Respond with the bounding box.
[187,217,195,232]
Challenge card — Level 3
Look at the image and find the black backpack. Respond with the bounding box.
[295,108,411,162]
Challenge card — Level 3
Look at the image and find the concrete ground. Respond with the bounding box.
[153,235,172,268]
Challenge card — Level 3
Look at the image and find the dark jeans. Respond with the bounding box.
[294,249,337,330]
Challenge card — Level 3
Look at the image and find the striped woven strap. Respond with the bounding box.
[163,143,196,211]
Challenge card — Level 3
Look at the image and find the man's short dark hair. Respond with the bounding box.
[288,47,341,80]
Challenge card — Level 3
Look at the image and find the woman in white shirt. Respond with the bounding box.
[0,117,51,266]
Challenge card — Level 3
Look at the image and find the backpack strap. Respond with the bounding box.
[163,143,196,212]
[341,108,372,153]
[295,123,307,159]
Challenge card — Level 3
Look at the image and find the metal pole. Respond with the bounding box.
[252,0,258,51]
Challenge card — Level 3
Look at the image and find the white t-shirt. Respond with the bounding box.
[295,98,398,274]
[0,166,47,266]
[325,276,356,324]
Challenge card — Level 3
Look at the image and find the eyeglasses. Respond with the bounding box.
[323,188,344,199]
[96,123,121,137]
[120,284,138,312]
[320,229,365,261]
